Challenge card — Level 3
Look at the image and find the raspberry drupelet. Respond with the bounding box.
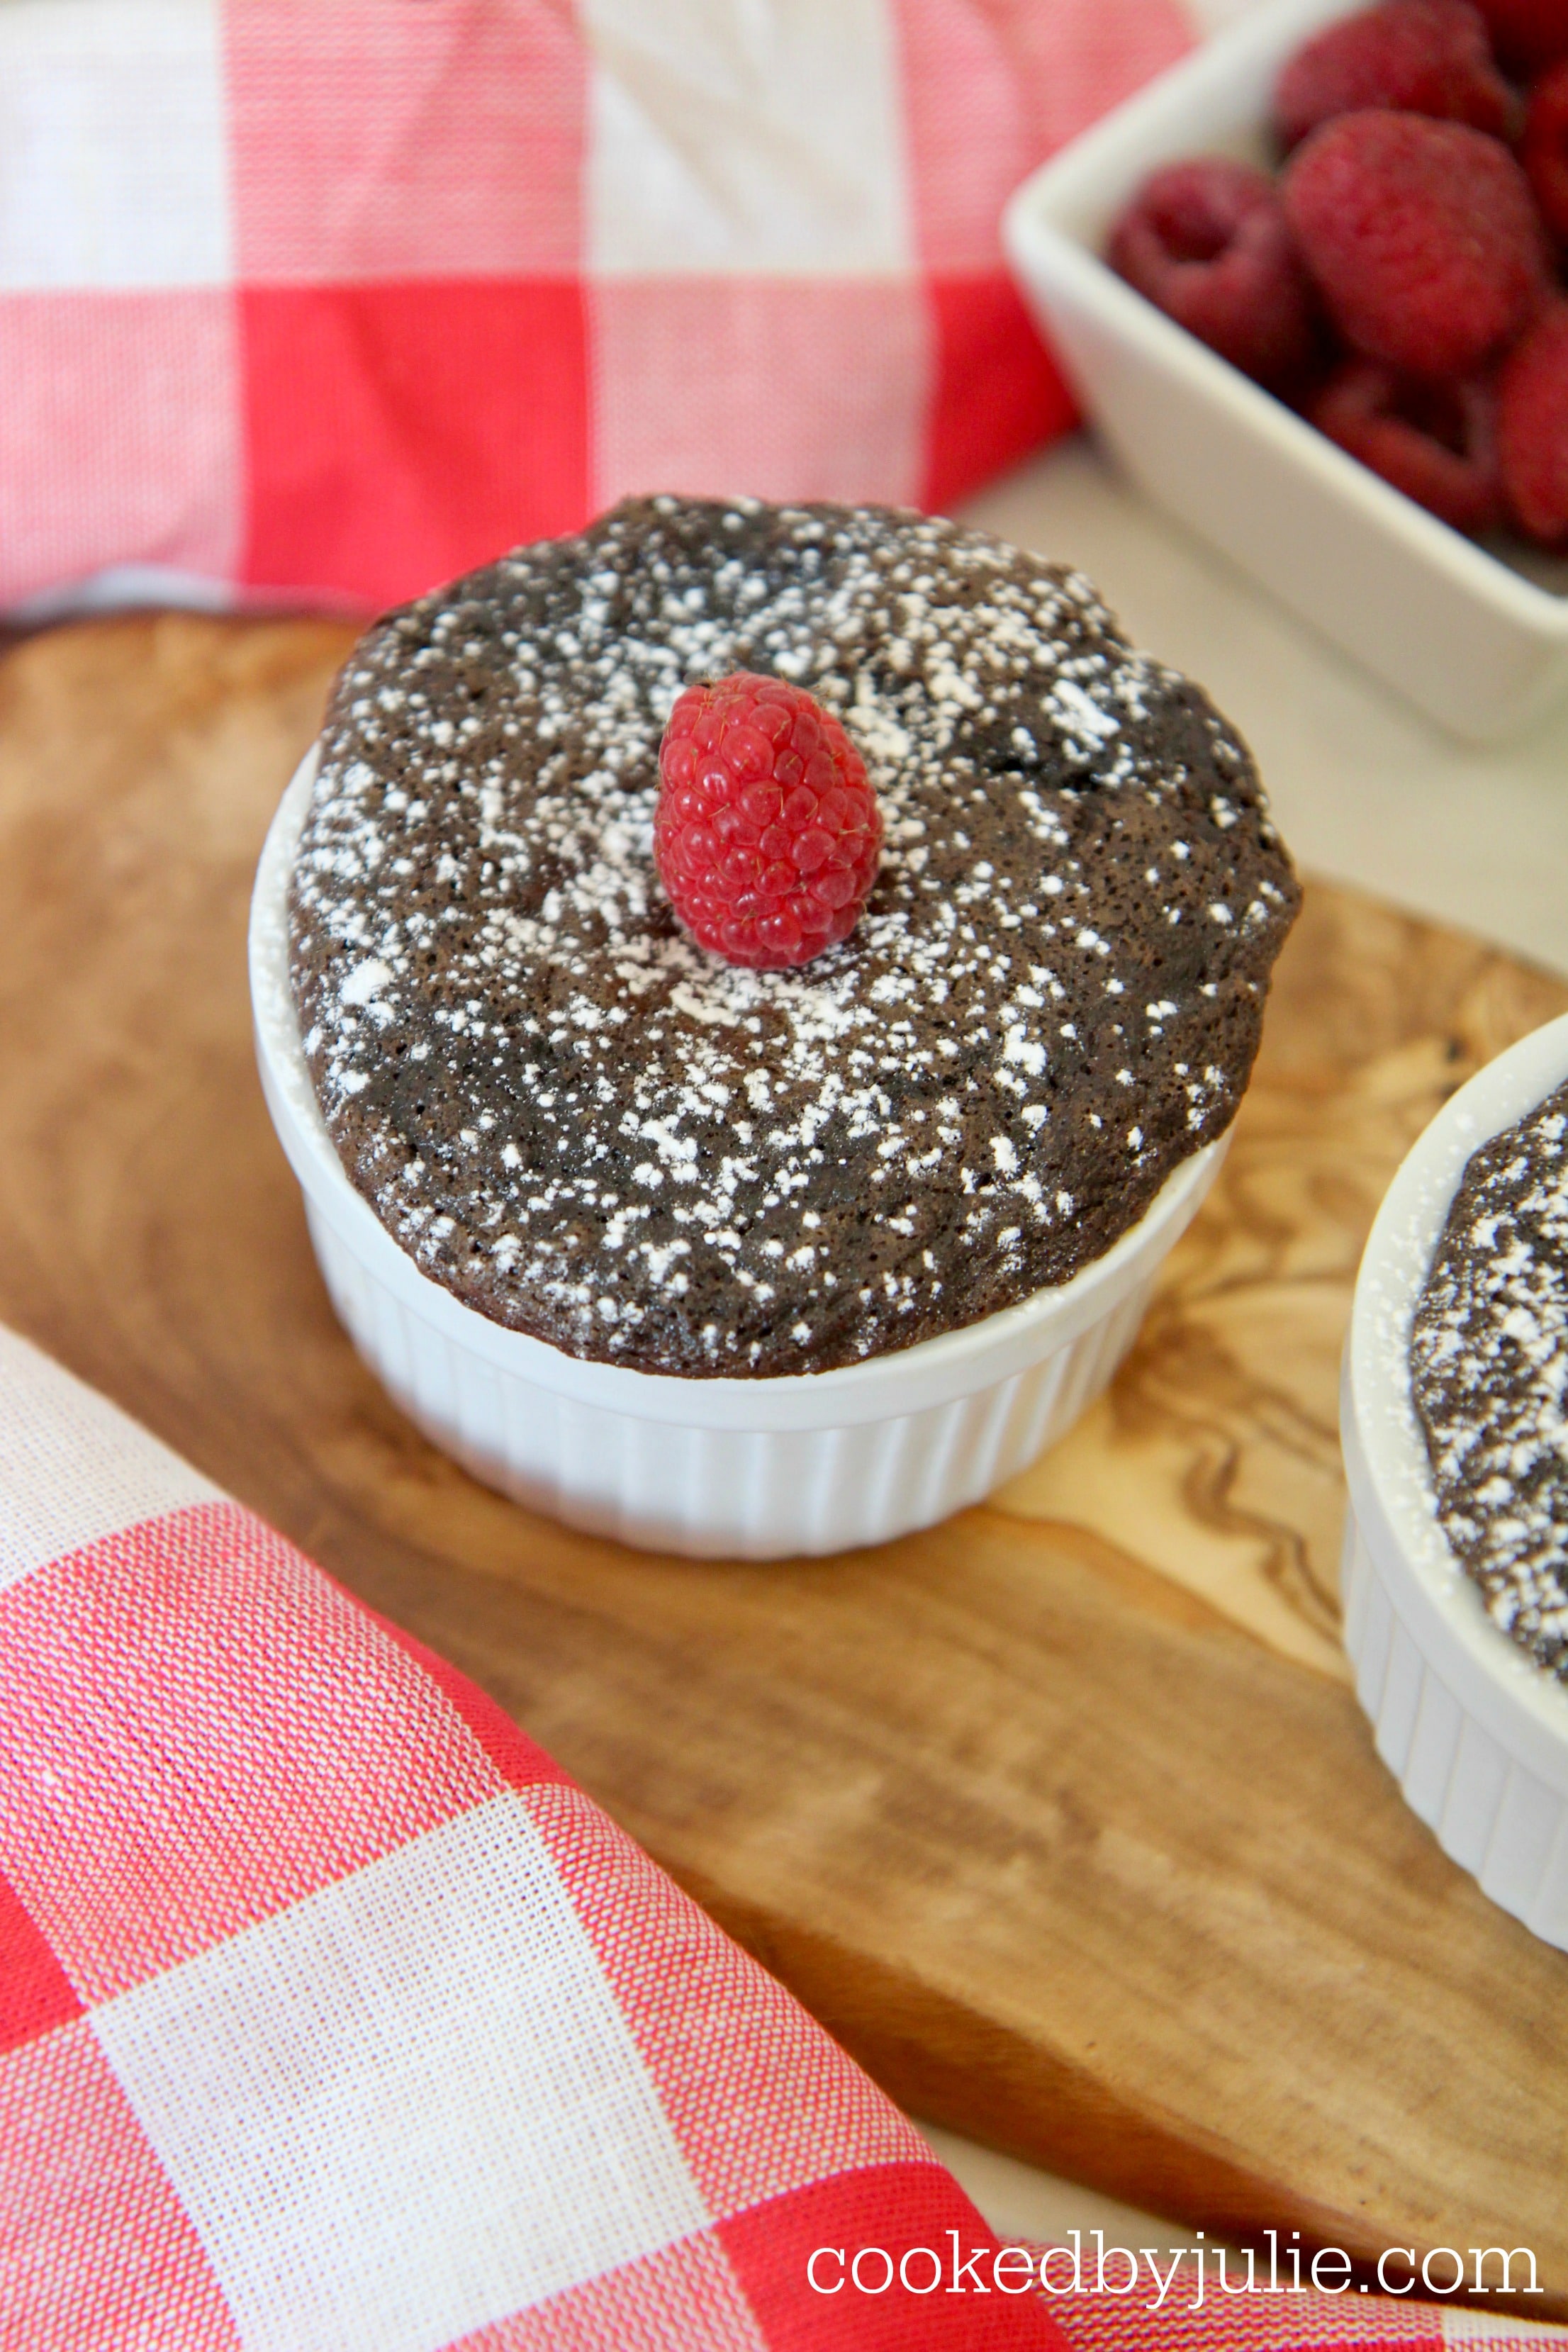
[654,672,883,969]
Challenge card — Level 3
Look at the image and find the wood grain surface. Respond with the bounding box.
[4,614,1567,2310]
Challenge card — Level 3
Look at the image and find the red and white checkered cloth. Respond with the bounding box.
[0,0,1202,620]
[5,1331,1565,2346]
[1046,2281,1567,2352]
[0,1323,1065,2348]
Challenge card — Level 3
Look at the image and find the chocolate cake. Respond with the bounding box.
[1411,1080,1568,1679]
[289,497,1299,1378]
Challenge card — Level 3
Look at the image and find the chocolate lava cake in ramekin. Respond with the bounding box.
[1343,1012,1568,1948]
[252,495,1298,1556]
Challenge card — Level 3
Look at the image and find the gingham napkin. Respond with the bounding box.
[0,1323,1065,2348]
[1046,2278,1568,2352]
[6,1343,1565,2348]
[0,0,1199,620]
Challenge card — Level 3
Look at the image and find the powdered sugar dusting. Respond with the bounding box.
[289,497,1297,1377]
[1411,1080,1568,1679]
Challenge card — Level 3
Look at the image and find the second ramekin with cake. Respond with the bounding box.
[252,495,1298,1556]
[1343,1011,1568,1947]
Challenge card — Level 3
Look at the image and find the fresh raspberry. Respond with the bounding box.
[1311,357,1502,527]
[1523,57,1568,241]
[654,673,883,969]
[1475,0,1568,71]
[1283,110,1546,376]
[1108,158,1319,386]
[1497,298,1568,539]
[1275,1,1514,149]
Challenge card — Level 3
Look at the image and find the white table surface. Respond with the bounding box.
[927,429,1567,2248]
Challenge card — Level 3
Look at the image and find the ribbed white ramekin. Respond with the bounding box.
[251,751,1226,1558]
[1342,1013,1568,1949]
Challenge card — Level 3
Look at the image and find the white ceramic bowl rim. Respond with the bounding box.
[1001,0,1568,641]
[1345,1011,1568,1768]
[252,749,1225,1433]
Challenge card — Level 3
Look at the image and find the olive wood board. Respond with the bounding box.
[3,614,1566,2313]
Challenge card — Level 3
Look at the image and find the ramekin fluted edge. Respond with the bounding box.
[251,750,1225,1558]
[1341,1012,1568,1949]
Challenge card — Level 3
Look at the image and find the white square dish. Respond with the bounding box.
[1002,0,1568,741]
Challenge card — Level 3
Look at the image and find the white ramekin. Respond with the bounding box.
[1341,1012,1568,1949]
[1002,0,1568,742]
[251,750,1226,1559]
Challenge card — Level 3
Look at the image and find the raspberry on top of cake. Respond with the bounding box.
[289,496,1299,1379]
[1411,1078,1568,1679]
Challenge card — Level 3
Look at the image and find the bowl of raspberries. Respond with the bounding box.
[1004,0,1568,739]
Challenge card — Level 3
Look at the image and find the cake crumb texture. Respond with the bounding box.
[290,497,1299,1377]
[1412,1077,1568,1679]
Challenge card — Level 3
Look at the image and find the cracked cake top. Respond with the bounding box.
[289,496,1299,1377]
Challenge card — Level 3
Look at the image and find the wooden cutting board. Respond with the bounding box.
[4,613,1567,2312]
